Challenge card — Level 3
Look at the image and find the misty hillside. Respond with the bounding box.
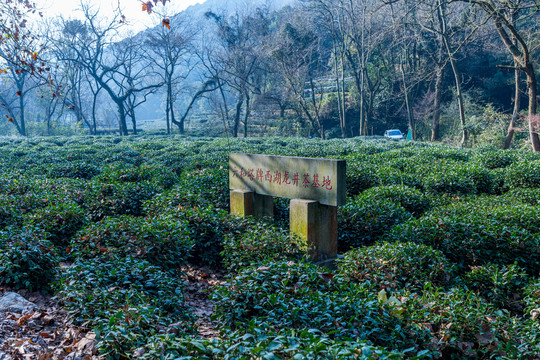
[134,0,294,126]
[177,0,293,20]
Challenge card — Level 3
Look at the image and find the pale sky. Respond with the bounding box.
[33,0,206,32]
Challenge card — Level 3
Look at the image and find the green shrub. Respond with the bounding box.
[0,195,23,229]
[506,160,540,188]
[406,287,521,359]
[141,330,409,359]
[506,188,540,206]
[338,242,456,293]
[55,255,188,324]
[386,201,540,274]
[48,161,101,179]
[95,306,190,360]
[339,195,412,250]
[360,185,431,217]
[346,162,378,196]
[0,192,51,215]
[97,164,178,190]
[25,201,88,247]
[463,263,529,312]
[423,168,477,195]
[222,222,306,272]
[72,215,193,270]
[472,149,520,169]
[0,226,59,291]
[213,261,431,353]
[175,167,229,211]
[81,182,156,221]
[524,280,540,319]
[177,208,251,268]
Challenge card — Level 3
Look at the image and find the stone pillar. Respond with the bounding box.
[253,193,274,218]
[230,189,254,217]
[230,190,274,219]
[290,199,337,262]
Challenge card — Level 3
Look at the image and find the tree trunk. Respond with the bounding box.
[130,109,137,135]
[447,49,467,146]
[18,92,27,136]
[117,103,129,136]
[167,81,174,135]
[504,64,521,149]
[525,63,540,151]
[243,92,250,138]
[92,93,98,135]
[165,97,171,135]
[432,66,443,142]
[308,77,325,140]
[233,94,244,138]
[333,43,346,138]
[175,79,219,135]
[400,61,414,140]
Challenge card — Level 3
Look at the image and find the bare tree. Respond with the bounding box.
[145,13,193,134]
[453,0,540,151]
[271,9,331,139]
[0,0,50,136]
[57,4,163,136]
[205,7,270,137]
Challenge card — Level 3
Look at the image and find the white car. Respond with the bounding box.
[384,129,404,140]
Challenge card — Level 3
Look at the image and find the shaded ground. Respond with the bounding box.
[0,266,224,359]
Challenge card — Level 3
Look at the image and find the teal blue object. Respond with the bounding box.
[406,129,413,141]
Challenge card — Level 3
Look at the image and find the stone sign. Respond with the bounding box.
[229,153,346,206]
[229,153,346,263]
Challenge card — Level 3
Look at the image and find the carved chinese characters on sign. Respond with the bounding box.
[229,153,346,207]
[231,167,334,190]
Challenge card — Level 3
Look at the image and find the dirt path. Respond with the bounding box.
[0,288,98,360]
[182,265,225,339]
[0,266,224,359]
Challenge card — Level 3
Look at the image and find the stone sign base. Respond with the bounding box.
[290,199,337,262]
[230,190,337,262]
[230,189,274,218]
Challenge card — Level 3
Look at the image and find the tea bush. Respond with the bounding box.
[0,192,51,215]
[524,280,540,318]
[141,330,408,359]
[25,201,88,247]
[213,261,431,353]
[174,167,229,211]
[346,162,379,196]
[48,161,101,180]
[386,201,540,274]
[505,187,540,206]
[81,181,156,221]
[405,287,523,359]
[72,215,193,270]
[2,136,540,359]
[96,164,178,190]
[338,242,456,293]
[339,194,412,250]
[222,223,306,272]
[472,149,521,169]
[462,263,529,312]
[56,255,188,324]
[177,207,251,267]
[505,160,540,188]
[0,195,23,229]
[360,185,431,217]
[422,167,478,195]
[0,226,59,291]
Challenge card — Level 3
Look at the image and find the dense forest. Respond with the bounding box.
[1,0,540,150]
